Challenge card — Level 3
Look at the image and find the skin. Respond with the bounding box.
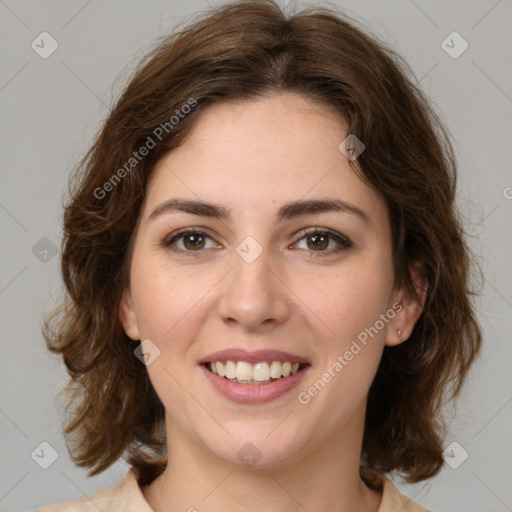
[119,92,424,512]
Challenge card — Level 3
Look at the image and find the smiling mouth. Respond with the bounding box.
[203,360,310,384]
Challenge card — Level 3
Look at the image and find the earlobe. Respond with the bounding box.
[118,288,140,340]
[385,263,427,347]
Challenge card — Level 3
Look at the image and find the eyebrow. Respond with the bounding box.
[148,198,370,225]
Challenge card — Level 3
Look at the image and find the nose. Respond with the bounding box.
[217,245,291,332]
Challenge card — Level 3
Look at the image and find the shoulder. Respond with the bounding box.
[35,468,153,512]
[364,468,430,512]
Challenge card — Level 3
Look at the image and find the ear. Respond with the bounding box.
[385,262,427,347]
[118,287,141,340]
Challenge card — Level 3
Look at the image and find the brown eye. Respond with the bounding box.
[306,233,329,251]
[293,229,352,256]
[164,229,218,255]
[182,233,206,250]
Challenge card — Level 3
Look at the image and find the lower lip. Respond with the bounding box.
[200,364,310,404]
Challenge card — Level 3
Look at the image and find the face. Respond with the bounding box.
[119,92,421,469]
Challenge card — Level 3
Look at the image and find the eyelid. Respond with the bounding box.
[164,226,215,240]
[292,226,351,242]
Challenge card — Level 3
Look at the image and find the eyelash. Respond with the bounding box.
[162,227,353,258]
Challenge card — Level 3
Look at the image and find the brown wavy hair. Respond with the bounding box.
[43,0,482,486]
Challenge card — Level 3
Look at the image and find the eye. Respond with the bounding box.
[292,228,352,256]
[163,227,352,257]
[163,228,219,255]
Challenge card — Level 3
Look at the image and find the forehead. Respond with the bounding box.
[142,92,387,226]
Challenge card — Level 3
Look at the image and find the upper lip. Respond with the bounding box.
[199,348,311,365]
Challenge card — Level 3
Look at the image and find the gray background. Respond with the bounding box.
[1,0,511,511]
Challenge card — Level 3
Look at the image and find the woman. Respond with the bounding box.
[39,1,482,510]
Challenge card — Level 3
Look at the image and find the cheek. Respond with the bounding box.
[300,256,393,402]
[129,251,221,358]
[128,254,214,414]
[306,262,394,343]
[295,270,390,430]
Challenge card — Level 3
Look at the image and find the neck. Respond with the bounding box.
[142,412,382,512]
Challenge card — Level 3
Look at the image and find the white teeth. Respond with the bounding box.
[270,361,282,379]
[236,361,253,381]
[207,360,306,383]
[225,360,237,379]
[252,362,270,381]
[216,361,226,377]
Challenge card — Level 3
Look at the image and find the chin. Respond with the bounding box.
[200,424,310,470]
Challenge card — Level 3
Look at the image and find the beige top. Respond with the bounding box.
[36,467,429,511]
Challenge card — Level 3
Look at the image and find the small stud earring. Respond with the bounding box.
[397,329,403,339]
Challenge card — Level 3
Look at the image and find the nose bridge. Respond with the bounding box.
[217,235,290,330]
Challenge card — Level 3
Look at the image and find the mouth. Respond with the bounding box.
[198,348,311,402]
[202,360,310,385]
